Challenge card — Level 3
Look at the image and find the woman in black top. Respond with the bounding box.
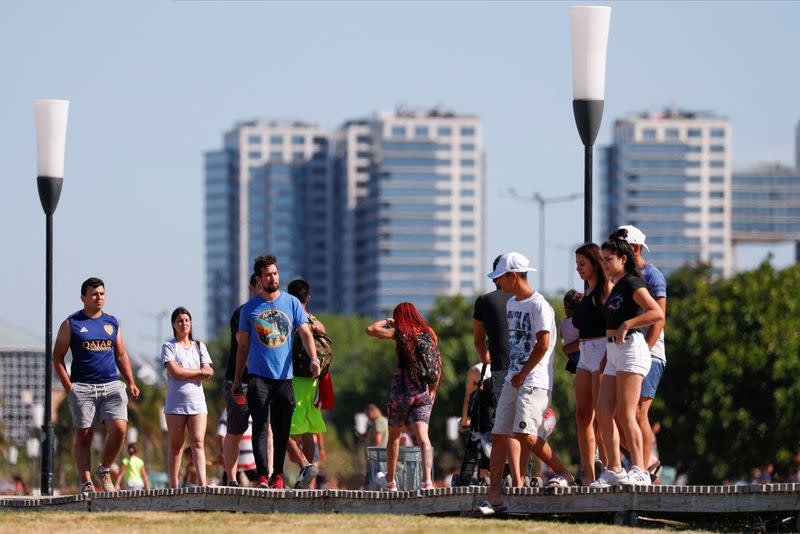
[590,239,664,488]
[571,243,613,484]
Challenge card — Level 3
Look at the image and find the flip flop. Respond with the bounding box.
[472,500,507,518]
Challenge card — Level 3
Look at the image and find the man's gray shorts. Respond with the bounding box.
[68,381,128,429]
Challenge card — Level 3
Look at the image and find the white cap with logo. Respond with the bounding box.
[617,225,649,251]
[486,251,537,279]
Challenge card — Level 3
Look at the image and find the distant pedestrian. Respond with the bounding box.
[53,277,140,493]
[231,255,321,490]
[365,404,389,447]
[476,252,574,518]
[115,443,150,490]
[610,225,667,480]
[572,243,613,484]
[222,274,271,487]
[162,306,213,488]
[366,302,442,491]
[589,239,663,488]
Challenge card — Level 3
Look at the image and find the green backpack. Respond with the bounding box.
[292,316,333,378]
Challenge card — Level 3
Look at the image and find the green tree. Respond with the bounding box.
[656,262,800,482]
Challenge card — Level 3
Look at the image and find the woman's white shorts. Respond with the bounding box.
[577,338,606,373]
[603,332,651,377]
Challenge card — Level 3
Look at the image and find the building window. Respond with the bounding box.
[461,205,475,212]
[269,151,283,161]
[710,160,725,168]
[248,135,262,144]
[710,175,724,183]
[665,128,679,139]
[462,174,475,182]
[391,125,406,137]
[687,128,702,138]
[461,250,475,258]
[356,135,372,144]
[686,160,701,168]
[438,126,452,136]
[710,206,724,213]
[687,145,702,153]
[710,128,726,138]
[710,191,724,198]
[248,151,262,159]
[461,219,475,227]
[462,235,476,242]
[710,145,725,153]
[461,159,475,167]
[461,143,475,151]
[415,126,429,137]
[461,126,476,136]
[461,189,475,197]
[292,151,304,161]
[642,128,657,140]
[270,135,283,144]
[291,135,305,145]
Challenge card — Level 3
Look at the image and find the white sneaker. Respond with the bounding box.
[589,468,629,488]
[546,473,575,488]
[627,466,652,486]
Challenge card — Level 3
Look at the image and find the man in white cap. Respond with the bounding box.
[609,225,666,481]
[475,252,574,517]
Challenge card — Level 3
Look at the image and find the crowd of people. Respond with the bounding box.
[51,225,670,503]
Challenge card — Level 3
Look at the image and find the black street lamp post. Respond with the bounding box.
[570,6,611,244]
[34,98,69,496]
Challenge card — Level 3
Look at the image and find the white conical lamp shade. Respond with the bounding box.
[570,6,611,101]
[34,99,70,178]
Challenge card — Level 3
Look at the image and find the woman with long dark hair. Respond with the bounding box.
[571,243,613,484]
[161,306,214,487]
[589,240,663,487]
[366,302,441,491]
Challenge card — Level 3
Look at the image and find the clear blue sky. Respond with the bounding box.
[1,1,798,359]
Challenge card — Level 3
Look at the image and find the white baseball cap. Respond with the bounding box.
[616,225,650,251]
[486,252,537,279]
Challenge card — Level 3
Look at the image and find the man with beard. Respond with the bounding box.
[232,255,320,489]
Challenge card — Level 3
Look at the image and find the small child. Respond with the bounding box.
[560,290,583,374]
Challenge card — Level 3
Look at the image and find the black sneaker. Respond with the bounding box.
[228,480,239,488]
[295,464,319,489]
[80,481,95,493]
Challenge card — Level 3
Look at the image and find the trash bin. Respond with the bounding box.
[366,446,431,490]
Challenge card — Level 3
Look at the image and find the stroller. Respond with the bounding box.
[454,365,556,487]
[455,364,495,486]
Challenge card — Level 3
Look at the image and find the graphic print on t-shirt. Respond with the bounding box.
[606,294,623,311]
[507,309,532,376]
[254,309,291,348]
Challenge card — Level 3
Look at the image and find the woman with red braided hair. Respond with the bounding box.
[366,302,442,491]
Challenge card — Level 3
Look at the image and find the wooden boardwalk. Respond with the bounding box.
[2,484,800,526]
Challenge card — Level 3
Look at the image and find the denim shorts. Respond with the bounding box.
[640,358,665,399]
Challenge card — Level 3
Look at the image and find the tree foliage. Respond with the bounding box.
[656,261,800,482]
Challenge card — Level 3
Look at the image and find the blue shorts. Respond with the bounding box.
[640,359,665,399]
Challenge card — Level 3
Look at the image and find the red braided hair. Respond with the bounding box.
[392,302,437,369]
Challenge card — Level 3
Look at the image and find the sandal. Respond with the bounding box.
[472,500,508,517]
[647,460,662,482]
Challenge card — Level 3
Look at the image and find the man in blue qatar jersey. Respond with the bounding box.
[53,277,139,493]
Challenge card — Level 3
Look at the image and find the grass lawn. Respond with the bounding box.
[0,511,710,533]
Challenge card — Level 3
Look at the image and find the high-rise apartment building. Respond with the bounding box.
[204,120,330,336]
[603,108,733,276]
[732,163,800,262]
[340,109,486,317]
[205,108,485,336]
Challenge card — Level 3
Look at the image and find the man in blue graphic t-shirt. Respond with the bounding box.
[232,254,320,489]
[53,277,139,493]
